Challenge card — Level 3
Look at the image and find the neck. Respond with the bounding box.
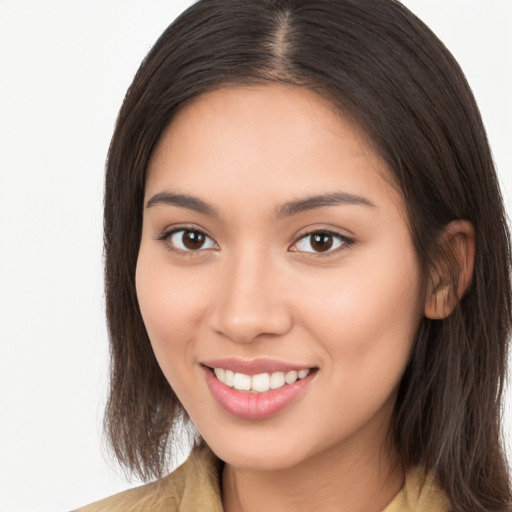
[222,432,403,512]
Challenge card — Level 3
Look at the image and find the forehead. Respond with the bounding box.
[145,84,402,215]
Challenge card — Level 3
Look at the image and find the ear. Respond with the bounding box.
[424,220,475,320]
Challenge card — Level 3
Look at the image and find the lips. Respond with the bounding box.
[201,358,317,420]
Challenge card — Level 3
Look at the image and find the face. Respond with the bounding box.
[136,84,426,471]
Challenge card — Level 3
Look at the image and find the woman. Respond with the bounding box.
[77,0,511,510]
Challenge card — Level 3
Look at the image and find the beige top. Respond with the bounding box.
[75,447,450,512]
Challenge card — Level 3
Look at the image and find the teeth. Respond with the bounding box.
[298,369,309,379]
[233,372,251,391]
[285,370,298,384]
[214,368,225,381]
[213,367,311,393]
[252,373,270,392]
[270,371,285,389]
[225,369,235,387]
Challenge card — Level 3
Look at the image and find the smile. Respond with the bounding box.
[212,367,311,393]
[201,360,317,420]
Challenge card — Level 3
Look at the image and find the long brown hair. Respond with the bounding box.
[103,1,512,510]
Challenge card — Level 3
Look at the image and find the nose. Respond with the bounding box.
[208,250,293,344]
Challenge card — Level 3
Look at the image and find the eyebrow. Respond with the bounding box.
[146,192,218,215]
[145,190,375,217]
[275,192,375,219]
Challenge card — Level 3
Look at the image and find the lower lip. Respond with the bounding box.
[202,366,315,420]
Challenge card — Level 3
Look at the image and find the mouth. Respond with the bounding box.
[207,366,312,393]
[201,359,318,420]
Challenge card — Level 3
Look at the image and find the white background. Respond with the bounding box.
[0,1,511,511]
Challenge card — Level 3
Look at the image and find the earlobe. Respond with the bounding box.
[424,220,475,320]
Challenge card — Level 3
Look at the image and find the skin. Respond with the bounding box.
[136,84,472,511]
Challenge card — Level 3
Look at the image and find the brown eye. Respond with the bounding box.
[167,229,217,252]
[310,233,334,252]
[182,230,205,250]
[292,231,349,254]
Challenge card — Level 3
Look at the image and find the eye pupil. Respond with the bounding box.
[182,230,205,250]
[311,233,333,252]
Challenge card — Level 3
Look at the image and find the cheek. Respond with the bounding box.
[294,243,423,375]
[135,248,209,369]
[289,251,423,438]
[135,253,216,413]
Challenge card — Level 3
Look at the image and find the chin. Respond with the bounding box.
[201,427,320,472]
[218,447,307,472]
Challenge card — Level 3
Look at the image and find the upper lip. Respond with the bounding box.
[201,358,315,375]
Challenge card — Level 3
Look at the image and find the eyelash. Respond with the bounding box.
[156,227,219,254]
[157,227,353,256]
[291,230,353,255]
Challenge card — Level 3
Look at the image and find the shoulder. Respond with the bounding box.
[74,446,224,512]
